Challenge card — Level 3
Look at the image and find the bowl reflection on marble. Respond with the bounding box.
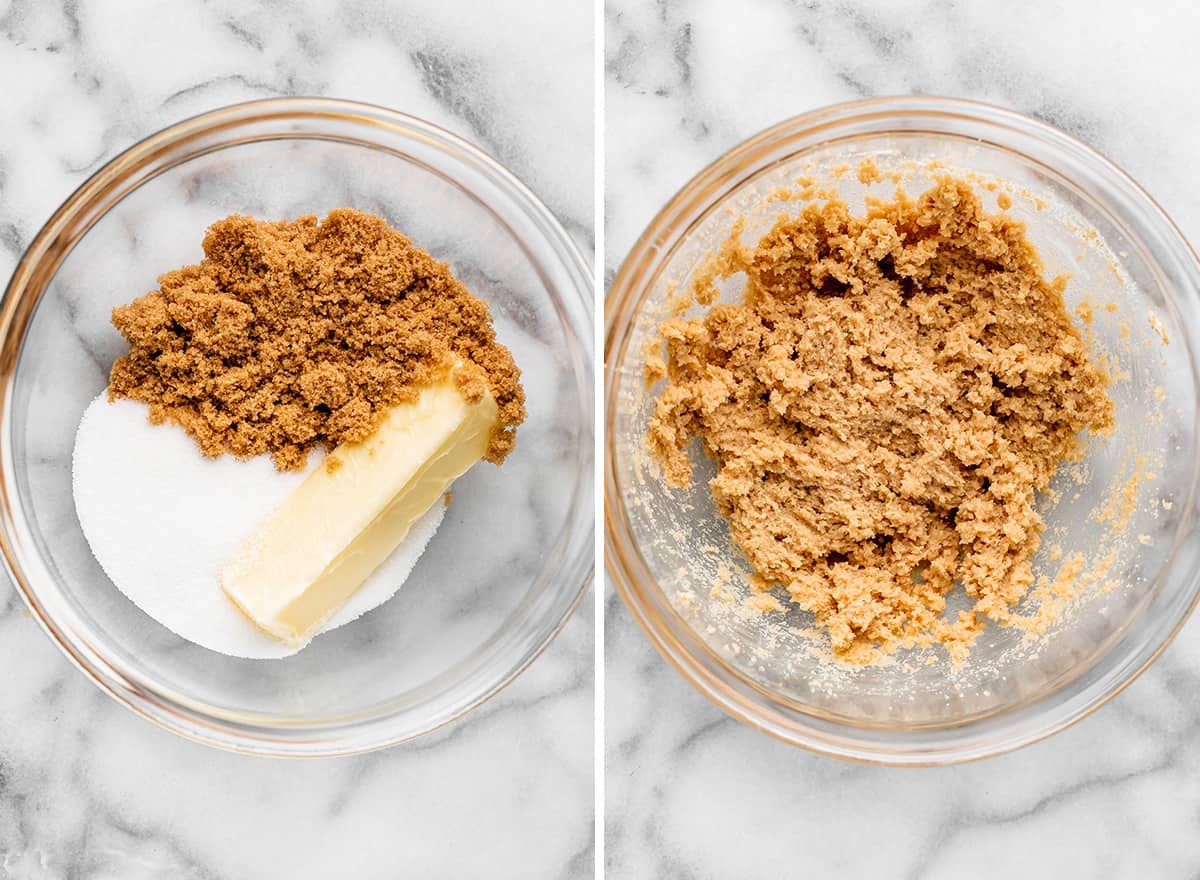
[0,98,593,756]
[606,96,1200,764]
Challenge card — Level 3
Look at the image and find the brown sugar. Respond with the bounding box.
[647,174,1114,665]
[109,209,525,471]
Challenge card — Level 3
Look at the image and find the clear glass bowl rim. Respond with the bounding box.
[0,97,595,757]
[604,94,1200,765]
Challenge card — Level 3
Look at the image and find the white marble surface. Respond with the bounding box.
[0,1,593,878]
[605,1,1200,878]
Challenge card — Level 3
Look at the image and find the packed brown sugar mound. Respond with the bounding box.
[109,209,525,471]
[648,176,1114,665]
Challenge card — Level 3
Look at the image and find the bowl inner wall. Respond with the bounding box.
[613,133,1193,726]
[16,138,585,720]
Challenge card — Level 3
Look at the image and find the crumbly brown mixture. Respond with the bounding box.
[109,210,525,470]
[648,175,1114,664]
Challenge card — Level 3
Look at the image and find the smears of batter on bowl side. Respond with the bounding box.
[646,170,1115,665]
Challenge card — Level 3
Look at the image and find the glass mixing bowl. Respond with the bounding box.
[606,96,1200,764]
[0,98,593,756]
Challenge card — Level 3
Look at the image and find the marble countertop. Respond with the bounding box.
[605,2,1200,878]
[0,1,593,878]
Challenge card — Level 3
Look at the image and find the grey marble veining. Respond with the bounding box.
[605,1,1200,878]
[0,1,593,878]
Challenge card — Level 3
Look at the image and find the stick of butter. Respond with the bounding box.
[221,364,498,646]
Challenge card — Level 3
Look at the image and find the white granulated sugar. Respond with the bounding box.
[72,395,443,659]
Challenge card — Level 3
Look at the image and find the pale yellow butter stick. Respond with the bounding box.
[221,365,498,646]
